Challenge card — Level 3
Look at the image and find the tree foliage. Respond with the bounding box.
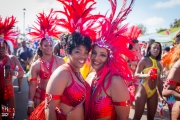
[137,23,147,34]
[170,19,180,28]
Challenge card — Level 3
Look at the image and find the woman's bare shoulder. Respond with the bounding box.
[110,75,127,89]
[54,56,65,64]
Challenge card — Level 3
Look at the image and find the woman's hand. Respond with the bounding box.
[27,107,34,116]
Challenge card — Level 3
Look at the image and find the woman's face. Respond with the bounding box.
[0,42,7,57]
[40,40,53,55]
[150,43,160,57]
[68,45,89,69]
[134,43,139,50]
[91,45,108,72]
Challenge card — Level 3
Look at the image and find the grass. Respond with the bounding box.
[158,27,180,35]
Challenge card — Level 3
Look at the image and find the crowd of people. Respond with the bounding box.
[1,0,180,120]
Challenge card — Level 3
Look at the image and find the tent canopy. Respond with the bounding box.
[138,34,173,43]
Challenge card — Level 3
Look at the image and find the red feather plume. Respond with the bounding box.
[55,0,104,40]
[28,9,61,41]
[94,0,135,80]
[0,16,18,47]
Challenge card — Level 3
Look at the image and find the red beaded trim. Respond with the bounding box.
[166,79,179,86]
[164,79,180,89]
[45,93,61,100]
[45,93,61,109]
[30,78,37,81]
[113,100,130,106]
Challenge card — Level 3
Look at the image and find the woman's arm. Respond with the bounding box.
[110,76,130,120]
[45,67,69,120]
[27,62,38,116]
[134,58,149,79]
[157,62,164,100]
[10,55,24,78]
[162,61,180,100]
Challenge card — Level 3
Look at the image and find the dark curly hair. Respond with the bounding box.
[129,39,139,50]
[37,38,46,57]
[145,42,162,61]
[62,32,92,54]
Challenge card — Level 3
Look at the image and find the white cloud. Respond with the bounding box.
[144,17,165,26]
[153,0,180,8]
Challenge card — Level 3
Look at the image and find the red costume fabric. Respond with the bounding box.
[29,66,88,120]
[34,56,58,101]
[0,16,18,109]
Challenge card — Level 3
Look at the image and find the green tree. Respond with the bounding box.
[137,23,147,34]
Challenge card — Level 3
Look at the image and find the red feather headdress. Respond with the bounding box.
[125,25,142,41]
[28,9,61,42]
[94,0,135,80]
[0,16,18,47]
[55,0,103,40]
[88,1,135,118]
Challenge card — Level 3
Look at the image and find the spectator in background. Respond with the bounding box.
[16,40,34,93]
[147,39,155,46]
[141,41,147,56]
[162,46,170,57]
[53,33,68,58]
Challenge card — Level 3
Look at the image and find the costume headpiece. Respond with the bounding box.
[88,1,135,119]
[55,0,103,40]
[28,9,61,43]
[0,16,18,47]
[125,25,142,41]
[94,0,135,80]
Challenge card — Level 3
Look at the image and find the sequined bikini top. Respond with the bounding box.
[39,56,57,80]
[60,68,86,107]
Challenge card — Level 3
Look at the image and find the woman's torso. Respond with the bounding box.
[56,65,87,120]
[142,57,160,90]
[90,74,116,120]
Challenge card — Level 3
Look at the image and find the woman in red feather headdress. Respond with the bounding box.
[28,0,103,120]
[27,9,65,116]
[86,0,136,119]
[0,16,24,120]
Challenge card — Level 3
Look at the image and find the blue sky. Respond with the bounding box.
[0,0,179,34]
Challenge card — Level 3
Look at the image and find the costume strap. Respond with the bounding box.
[45,93,61,109]
[30,78,37,81]
[164,79,180,89]
[113,100,130,106]
[55,95,85,117]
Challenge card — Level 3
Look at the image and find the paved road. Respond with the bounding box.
[13,77,170,120]
[13,77,28,120]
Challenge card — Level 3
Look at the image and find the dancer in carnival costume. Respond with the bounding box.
[29,0,103,120]
[162,33,180,120]
[125,26,142,108]
[86,0,136,119]
[133,41,163,120]
[0,16,24,120]
[27,9,65,116]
